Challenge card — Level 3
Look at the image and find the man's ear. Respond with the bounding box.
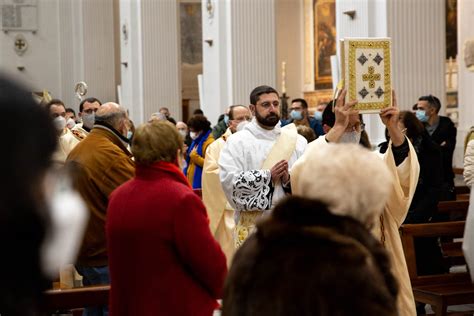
[249,104,256,115]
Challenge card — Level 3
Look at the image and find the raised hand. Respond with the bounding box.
[380,90,404,147]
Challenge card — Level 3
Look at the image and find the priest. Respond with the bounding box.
[291,89,419,316]
[219,86,307,248]
[202,105,252,266]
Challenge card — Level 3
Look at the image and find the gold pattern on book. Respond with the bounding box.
[349,40,391,111]
[362,66,381,89]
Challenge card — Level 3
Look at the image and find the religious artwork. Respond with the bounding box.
[180,3,202,65]
[313,0,336,88]
[341,38,392,113]
[304,89,333,113]
[446,0,457,60]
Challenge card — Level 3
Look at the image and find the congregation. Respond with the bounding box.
[0,71,471,316]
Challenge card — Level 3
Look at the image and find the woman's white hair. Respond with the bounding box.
[291,143,393,225]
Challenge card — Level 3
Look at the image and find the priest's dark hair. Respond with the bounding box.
[0,74,57,315]
[249,85,279,105]
[223,196,399,316]
[79,97,102,113]
[291,98,308,109]
[45,98,66,111]
[418,94,441,113]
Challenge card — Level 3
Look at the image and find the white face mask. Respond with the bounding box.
[53,116,67,132]
[190,131,199,140]
[236,120,250,132]
[340,131,361,144]
[178,129,187,138]
[66,118,76,129]
[82,112,95,129]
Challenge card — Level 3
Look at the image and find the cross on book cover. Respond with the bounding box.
[341,38,392,113]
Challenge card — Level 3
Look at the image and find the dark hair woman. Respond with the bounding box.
[184,115,214,189]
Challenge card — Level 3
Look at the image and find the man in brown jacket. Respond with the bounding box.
[66,102,134,316]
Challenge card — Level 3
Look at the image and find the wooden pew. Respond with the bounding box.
[41,285,109,312]
[400,221,474,316]
[437,200,469,220]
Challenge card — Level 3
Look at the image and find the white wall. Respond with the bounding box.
[0,0,116,111]
[276,0,304,100]
[119,0,181,124]
[0,0,62,101]
[455,0,474,167]
[202,0,276,126]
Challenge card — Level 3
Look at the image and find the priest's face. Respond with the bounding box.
[253,93,280,129]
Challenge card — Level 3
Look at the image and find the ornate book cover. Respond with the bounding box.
[341,38,392,113]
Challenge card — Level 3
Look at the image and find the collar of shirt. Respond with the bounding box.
[425,116,440,136]
[245,117,281,140]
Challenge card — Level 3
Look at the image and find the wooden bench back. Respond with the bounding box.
[41,285,110,312]
[437,200,469,220]
[399,221,470,287]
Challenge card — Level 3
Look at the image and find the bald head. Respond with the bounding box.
[95,102,129,137]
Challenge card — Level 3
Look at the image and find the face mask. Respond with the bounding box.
[82,112,95,129]
[53,116,67,132]
[178,129,187,137]
[127,131,133,140]
[224,114,230,126]
[236,120,250,132]
[290,110,303,121]
[66,118,76,129]
[190,131,199,140]
[314,111,323,121]
[340,131,362,144]
[416,110,429,122]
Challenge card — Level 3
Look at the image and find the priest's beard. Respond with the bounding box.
[255,111,280,128]
[340,130,362,144]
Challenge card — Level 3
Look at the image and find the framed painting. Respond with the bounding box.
[314,0,336,88]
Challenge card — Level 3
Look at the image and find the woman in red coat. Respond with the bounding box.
[107,121,227,316]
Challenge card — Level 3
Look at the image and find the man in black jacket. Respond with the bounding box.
[416,94,457,200]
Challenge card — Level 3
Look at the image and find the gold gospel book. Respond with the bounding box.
[340,38,392,113]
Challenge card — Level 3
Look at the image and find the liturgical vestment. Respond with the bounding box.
[292,136,419,316]
[202,128,235,266]
[219,119,307,247]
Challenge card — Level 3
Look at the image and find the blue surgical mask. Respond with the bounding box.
[224,114,229,126]
[127,131,133,140]
[314,111,323,121]
[290,110,303,121]
[416,110,428,122]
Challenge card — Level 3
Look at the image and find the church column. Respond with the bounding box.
[120,0,181,124]
[202,0,276,125]
[336,0,445,147]
[455,0,474,167]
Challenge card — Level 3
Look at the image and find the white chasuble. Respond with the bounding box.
[219,119,307,224]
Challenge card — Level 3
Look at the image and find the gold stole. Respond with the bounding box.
[234,123,298,248]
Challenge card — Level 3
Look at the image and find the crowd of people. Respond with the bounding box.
[0,71,464,316]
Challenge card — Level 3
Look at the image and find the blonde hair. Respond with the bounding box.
[132,121,183,165]
[291,143,393,224]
